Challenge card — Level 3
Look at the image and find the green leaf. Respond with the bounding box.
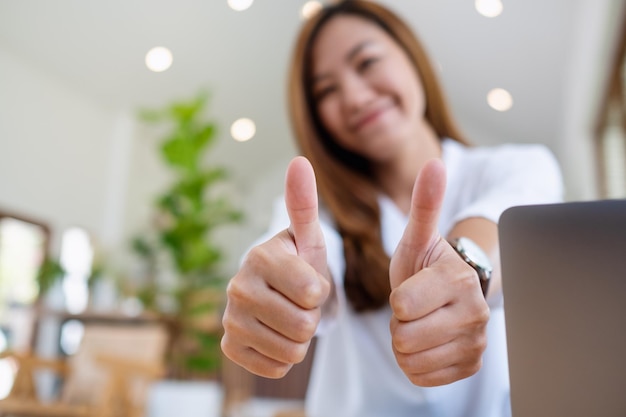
[161,137,196,171]
[36,258,65,295]
[194,124,217,150]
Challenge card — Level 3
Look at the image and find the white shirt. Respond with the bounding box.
[260,139,564,417]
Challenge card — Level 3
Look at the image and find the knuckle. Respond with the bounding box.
[468,340,486,360]
[297,276,325,308]
[284,342,309,364]
[457,268,479,292]
[318,276,332,300]
[219,335,247,368]
[467,301,490,329]
[395,352,417,374]
[473,330,489,355]
[245,356,292,379]
[220,334,233,358]
[478,304,491,324]
[225,275,248,304]
[461,330,488,363]
[392,331,412,354]
[226,276,241,301]
[243,245,271,271]
[458,358,483,381]
[221,307,241,331]
[220,313,244,340]
[408,373,436,387]
[293,310,320,342]
[221,310,233,332]
[389,288,411,321]
[263,363,292,379]
[408,374,425,386]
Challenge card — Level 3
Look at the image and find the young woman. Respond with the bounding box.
[221,2,563,416]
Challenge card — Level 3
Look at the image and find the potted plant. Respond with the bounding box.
[132,91,242,379]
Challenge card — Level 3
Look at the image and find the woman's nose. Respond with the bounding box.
[340,75,376,112]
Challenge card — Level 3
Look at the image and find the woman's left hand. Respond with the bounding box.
[389,159,490,387]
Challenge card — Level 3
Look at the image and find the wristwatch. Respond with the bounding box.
[449,237,492,298]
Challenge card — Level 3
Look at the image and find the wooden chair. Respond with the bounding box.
[0,323,168,417]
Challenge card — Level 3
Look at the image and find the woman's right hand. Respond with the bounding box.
[221,156,331,378]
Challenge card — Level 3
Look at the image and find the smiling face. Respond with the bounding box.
[310,15,427,163]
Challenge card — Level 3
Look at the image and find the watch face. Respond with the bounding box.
[458,237,492,270]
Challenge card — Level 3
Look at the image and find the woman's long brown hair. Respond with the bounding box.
[287,0,469,312]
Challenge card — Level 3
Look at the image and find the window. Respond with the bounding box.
[59,227,93,315]
[0,215,49,313]
[0,211,50,399]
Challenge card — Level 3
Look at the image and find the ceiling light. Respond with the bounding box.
[231,118,256,142]
[475,0,503,18]
[228,0,254,11]
[145,47,173,72]
[487,88,513,111]
[301,1,323,19]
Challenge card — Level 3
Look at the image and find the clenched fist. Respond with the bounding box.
[389,159,490,387]
[221,157,331,378]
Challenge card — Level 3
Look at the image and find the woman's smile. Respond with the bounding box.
[349,99,396,132]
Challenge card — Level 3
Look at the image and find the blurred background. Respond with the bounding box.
[0,0,624,416]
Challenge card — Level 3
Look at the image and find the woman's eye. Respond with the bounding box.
[314,85,337,101]
[358,57,378,72]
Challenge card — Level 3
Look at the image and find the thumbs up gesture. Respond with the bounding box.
[221,157,331,378]
[389,159,490,387]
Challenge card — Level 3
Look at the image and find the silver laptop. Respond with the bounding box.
[499,199,626,417]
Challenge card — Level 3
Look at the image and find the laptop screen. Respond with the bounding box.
[499,200,626,417]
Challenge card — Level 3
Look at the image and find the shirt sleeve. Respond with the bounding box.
[451,144,564,226]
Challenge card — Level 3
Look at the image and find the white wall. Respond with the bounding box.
[0,47,115,253]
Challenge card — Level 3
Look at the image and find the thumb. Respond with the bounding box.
[285,156,327,274]
[390,158,446,289]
